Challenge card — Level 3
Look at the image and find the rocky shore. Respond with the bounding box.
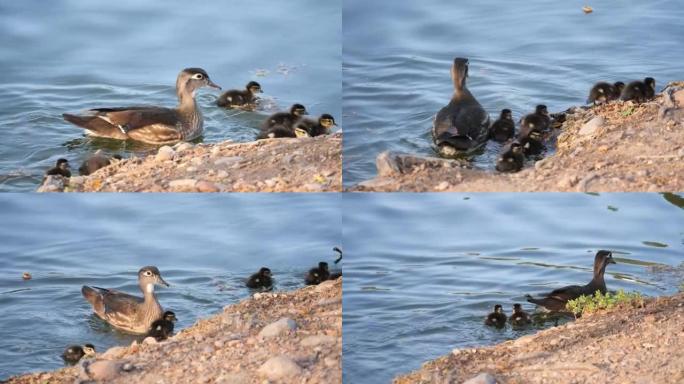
[352,82,684,192]
[38,133,341,192]
[6,278,342,384]
[394,292,684,384]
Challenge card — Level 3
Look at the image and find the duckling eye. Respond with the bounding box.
[144,271,152,276]
[193,73,205,80]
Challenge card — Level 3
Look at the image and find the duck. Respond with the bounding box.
[62,344,96,364]
[517,106,548,157]
[78,151,122,176]
[63,68,221,145]
[216,81,263,109]
[495,140,524,173]
[620,77,656,102]
[489,109,515,142]
[484,304,506,328]
[45,158,71,178]
[246,267,273,289]
[526,250,616,312]
[147,310,177,341]
[294,114,337,137]
[509,303,531,327]
[82,266,170,334]
[432,58,490,157]
[587,81,625,105]
[305,262,330,285]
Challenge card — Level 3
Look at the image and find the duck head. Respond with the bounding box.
[246,81,263,95]
[644,77,656,91]
[594,250,616,276]
[56,158,70,171]
[319,114,337,129]
[290,103,308,117]
[176,68,221,100]
[259,267,272,278]
[493,304,503,314]
[162,311,177,322]
[450,57,469,90]
[138,266,170,294]
[500,109,513,120]
[82,344,96,357]
[535,105,549,117]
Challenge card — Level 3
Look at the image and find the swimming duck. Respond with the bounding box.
[294,114,337,137]
[526,250,616,312]
[305,262,330,285]
[509,303,531,327]
[216,81,263,109]
[45,158,71,178]
[63,68,221,145]
[62,344,96,364]
[495,141,524,173]
[82,266,170,334]
[489,109,515,142]
[587,81,625,105]
[246,267,273,289]
[620,77,656,102]
[484,304,506,328]
[147,310,177,341]
[432,58,490,157]
[78,151,122,176]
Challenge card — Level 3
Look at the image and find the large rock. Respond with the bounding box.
[258,355,302,380]
[258,317,296,338]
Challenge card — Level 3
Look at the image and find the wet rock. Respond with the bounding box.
[259,317,296,338]
[169,179,197,189]
[101,346,128,359]
[196,180,220,192]
[376,151,402,177]
[142,337,157,345]
[463,372,498,384]
[37,175,65,192]
[174,142,194,153]
[301,335,336,347]
[258,355,302,380]
[579,116,604,136]
[82,360,126,381]
[156,146,175,161]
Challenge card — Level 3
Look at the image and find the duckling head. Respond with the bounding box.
[319,114,337,128]
[138,266,170,293]
[162,311,177,322]
[512,303,523,313]
[82,344,96,357]
[535,105,549,116]
[318,262,329,272]
[246,81,263,94]
[56,158,70,171]
[500,109,513,120]
[290,104,308,116]
[176,68,221,99]
[493,304,503,314]
[450,57,469,90]
[644,77,656,90]
[614,81,625,93]
[510,141,523,154]
[259,267,272,278]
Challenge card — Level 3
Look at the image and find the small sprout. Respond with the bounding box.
[313,174,327,184]
[22,272,32,280]
[566,290,644,316]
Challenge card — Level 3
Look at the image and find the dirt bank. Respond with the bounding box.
[352,82,684,192]
[394,292,684,384]
[6,278,341,384]
[38,133,341,192]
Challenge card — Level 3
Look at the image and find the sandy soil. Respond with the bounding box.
[6,278,341,384]
[38,133,341,192]
[351,83,684,192]
[394,292,684,384]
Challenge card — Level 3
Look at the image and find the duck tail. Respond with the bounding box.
[63,113,127,139]
[525,294,538,304]
[81,285,105,316]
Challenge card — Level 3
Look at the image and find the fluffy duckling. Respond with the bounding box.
[489,109,515,142]
[509,303,531,327]
[62,344,96,364]
[495,141,524,173]
[533,104,551,132]
[246,267,273,289]
[216,81,263,108]
[587,81,625,105]
[484,304,506,328]
[262,104,308,130]
[620,77,656,102]
[45,158,71,178]
[517,109,546,157]
[305,262,330,285]
[295,114,337,137]
[78,152,122,176]
[147,311,177,341]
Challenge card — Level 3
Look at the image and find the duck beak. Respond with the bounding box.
[608,257,616,264]
[158,276,170,287]
[207,80,222,90]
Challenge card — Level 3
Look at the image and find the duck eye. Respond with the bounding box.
[144,271,152,276]
[193,73,204,80]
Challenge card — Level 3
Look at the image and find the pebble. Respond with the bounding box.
[557,175,579,189]
[214,156,243,167]
[175,142,194,152]
[169,179,198,189]
[463,372,498,384]
[303,183,325,191]
[156,146,175,161]
[217,170,229,178]
[579,116,604,136]
[142,337,158,345]
[435,181,449,191]
[196,180,220,192]
[37,175,65,193]
[258,317,297,338]
[301,335,336,347]
[82,360,125,381]
[22,272,31,280]
[258,355,302,380]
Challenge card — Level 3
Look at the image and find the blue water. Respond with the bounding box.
[342,0,684,185]
[342,193,684,383]
[0,194,341,379]
[0,0,341,192]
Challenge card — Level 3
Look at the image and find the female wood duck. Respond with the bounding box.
[147,310,177,341]
[246,267,273,289]
[82,266,170,334]
[62,344,96,364]
[432,58,490,157]
[484,304,506,328]
[63,68,221,145]
[216,81,262,109]
[526,250,616,311]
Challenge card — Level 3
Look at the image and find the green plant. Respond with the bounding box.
[566,290,644,316]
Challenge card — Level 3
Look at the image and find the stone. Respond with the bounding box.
[37,175,65,192]
[142,337,157,345]
[463,372,498,384]
[196,180,220,192]
[301,335,336,347]
[579,116,604,136]
[175,142,194,152]
[169,179,197,189]
[376,151,401,177]
[258,355,302,380]
[214,156,243,167]
[259,317,296,338]
[156,146,175,161]
[83,360,124,381]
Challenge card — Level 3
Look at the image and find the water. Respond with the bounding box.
[342,193,684,384]
[342,0,684,185]
[0,194,341,379]
[0,0,342,192]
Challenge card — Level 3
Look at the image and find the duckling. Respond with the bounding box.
[216,81,263,109]
[246,267,273,289]
[62,344,96,364]
[533,104,551,132]
[295,114,337,137]
[262,104,308,131]
[517,115,545,157]
[147,311,177,341]
[495,141,524,173]
[432,58,490,157]
[587,81,625,105]
[305,262,330,285]
[489,109,515,142]
[45,158,71,178]
[484,304,506,328]
[620,78,656,102]
[78,152,122,176]
[509,303,531,327]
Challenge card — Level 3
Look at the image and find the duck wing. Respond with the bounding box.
[63,106,181,142]
[433,100,490,148]
[546,284,585,302]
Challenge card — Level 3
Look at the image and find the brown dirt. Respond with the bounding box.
[351,83,684,192]
[6,278,341,384]
[38,133,342,192]
[394,293,684,384]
